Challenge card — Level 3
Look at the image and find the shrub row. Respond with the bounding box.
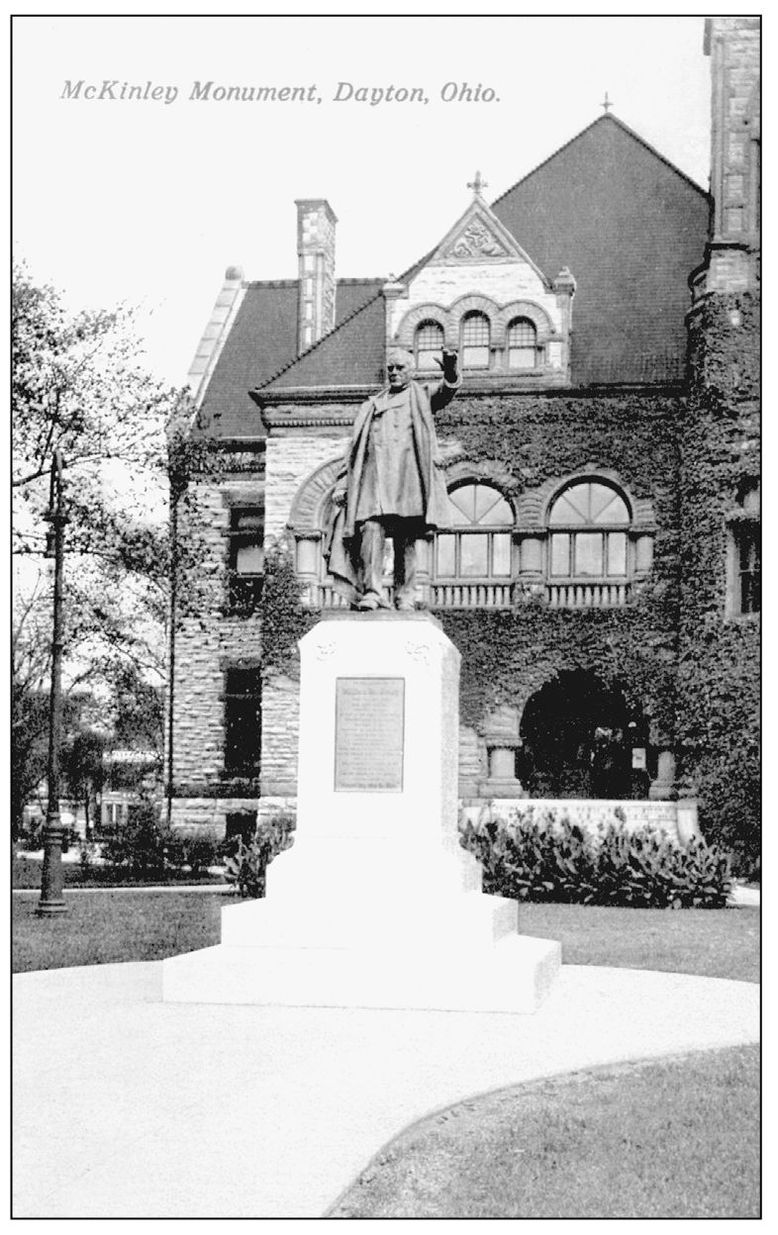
[96,801,229,876]
[92,802,296,897]
[222,812,295,898]
[458,806,734,909]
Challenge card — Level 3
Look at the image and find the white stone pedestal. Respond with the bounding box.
[163,614,560,1012]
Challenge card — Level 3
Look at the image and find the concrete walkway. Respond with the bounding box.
[13,961,759,1218]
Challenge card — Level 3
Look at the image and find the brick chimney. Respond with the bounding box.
[295,199,337,352]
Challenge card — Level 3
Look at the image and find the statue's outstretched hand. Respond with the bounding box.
[436,346,459,382]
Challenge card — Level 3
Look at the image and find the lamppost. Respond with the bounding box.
[37,450,68,917]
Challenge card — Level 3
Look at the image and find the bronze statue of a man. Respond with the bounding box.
[325,345,461,610]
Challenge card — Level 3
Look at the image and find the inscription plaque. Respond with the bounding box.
[334,677,405,792]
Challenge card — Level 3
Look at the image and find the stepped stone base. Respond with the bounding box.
[162,614,560,1013]
[162,932,560,1013]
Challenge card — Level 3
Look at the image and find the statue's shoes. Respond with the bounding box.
[394,598,416,611]
[355,593,383,610]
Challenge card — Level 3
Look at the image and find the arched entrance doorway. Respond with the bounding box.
[519,670,648,799]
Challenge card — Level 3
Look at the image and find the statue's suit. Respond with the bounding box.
[325,376,460,604]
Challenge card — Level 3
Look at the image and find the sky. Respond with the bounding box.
[12,13,715,388]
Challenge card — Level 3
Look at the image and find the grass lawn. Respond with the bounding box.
[13,894,760,1218]
[12,890,226,973]
[517,901,760,984]
[12,894,759,982]
[324,905,760,1218]
[328,1044,760,1218]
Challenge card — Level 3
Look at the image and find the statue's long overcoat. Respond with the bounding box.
[324,377,457,596]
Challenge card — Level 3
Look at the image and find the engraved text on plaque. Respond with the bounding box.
[334,677,405,792]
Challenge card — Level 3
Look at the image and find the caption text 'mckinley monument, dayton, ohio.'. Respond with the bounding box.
[162,18,759,885]
[59,78,497,106]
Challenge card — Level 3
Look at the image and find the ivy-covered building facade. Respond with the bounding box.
[168,17,759,872]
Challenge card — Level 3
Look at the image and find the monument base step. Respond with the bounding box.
[161,933,561,1014]
[220,888,519,950]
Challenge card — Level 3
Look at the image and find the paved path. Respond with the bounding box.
[13,961,759,1218]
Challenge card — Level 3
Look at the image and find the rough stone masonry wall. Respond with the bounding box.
[264,432,350,543]
[170,467,263,829]
[257,429,351,810]
[393,259,563,338]
[260,672,299,798]
[707,16,760,246]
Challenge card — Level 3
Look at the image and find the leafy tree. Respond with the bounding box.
[111,663,164,752]
[12,260,188,682]
[61,729,108,837]
[12,585,56,837]
[11,691,49,841]
[12,262,191,826]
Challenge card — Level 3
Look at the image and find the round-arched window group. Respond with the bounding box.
[413,313,539,372]
[433,478,632,589]
[301,473,645,608]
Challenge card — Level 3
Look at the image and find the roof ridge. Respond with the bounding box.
[255,285,385,391]
[491,113,707,211]
[600,113,709,196]
[244,276,384,289]
[256,237,459,392]
[398,247,436,283]
[255,115,707,396]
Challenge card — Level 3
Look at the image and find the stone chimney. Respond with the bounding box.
[295,199,337,352]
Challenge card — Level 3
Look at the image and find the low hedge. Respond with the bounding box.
[459,806,734,909]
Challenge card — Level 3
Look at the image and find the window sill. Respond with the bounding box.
[218,771,261,785]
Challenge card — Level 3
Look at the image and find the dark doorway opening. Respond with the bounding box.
[519,670,648,799]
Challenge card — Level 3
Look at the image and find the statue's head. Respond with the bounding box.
[386,348,415,390]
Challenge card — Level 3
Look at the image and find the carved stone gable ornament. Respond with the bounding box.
[446,217,509,259]
[428,200,549,279]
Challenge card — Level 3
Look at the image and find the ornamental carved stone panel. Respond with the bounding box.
[446,218,509,260]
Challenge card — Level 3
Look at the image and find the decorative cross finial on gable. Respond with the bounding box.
[601,92,613,114]
[467,170,488,198]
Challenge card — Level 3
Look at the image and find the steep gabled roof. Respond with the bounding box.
[200,112,711,431]
[197,277,383,437]
[259,291,386,393]
[491,114,710,384]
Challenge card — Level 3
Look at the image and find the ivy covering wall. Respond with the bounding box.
[432,391,681,739]
[193,373,758,874]
[261,390,683,748]
[679,292,760,876]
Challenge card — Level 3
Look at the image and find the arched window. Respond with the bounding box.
[414,320,444,370]
[461,312,490,369]
[435,483,513,582]
[547,481,631,603]
[507,317,538,369]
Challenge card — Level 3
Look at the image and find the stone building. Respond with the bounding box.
[168,18,759,869]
